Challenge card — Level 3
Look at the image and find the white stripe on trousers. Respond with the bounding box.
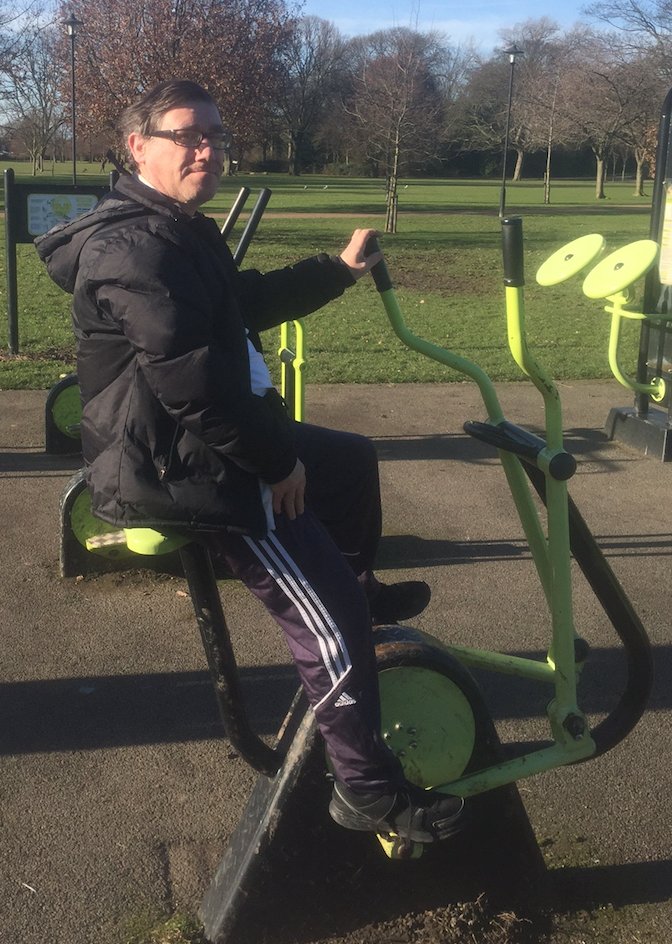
[243,531,353,707]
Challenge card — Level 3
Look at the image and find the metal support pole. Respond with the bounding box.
[4,168,18,354]
[64,13,83,187]
[70,33,76,185]
[499,46,523,219]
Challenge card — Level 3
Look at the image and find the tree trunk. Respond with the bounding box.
[544,150,552,205]
[595,154,606,199]
[634,150,646,196]
[512,148,524,181]
[385,174,398,234]
[290,131,304,176]
[385,129,401,234]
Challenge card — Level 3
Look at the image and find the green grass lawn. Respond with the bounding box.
[0,163,654,390]
[0,159,652,211]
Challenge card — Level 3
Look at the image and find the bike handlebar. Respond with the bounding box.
[220,186,250,240]
[233,187,272,265]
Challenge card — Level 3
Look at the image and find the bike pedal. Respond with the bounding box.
[377,831,423,860]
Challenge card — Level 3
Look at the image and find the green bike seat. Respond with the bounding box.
[536,234,606,286]
[583,240,659,299]
[123,527,190,556]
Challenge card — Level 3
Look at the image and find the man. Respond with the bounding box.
[36,80,465,843]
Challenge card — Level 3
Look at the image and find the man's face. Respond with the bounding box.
[128,100,225,214]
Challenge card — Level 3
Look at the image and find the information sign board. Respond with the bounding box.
[4,168,115,353]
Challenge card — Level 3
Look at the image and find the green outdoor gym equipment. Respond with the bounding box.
[581,239,666,403]
[536,232,665,403]
[362,221,652,856]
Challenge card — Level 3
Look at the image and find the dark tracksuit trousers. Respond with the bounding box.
[212,420,405,793]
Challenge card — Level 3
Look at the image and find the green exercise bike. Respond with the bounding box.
[364,218,653,858]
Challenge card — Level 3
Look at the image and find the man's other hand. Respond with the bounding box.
[270,458,306,520]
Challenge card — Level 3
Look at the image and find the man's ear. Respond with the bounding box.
[127,132,146,169]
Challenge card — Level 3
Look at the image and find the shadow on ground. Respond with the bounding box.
[200,755,671,944]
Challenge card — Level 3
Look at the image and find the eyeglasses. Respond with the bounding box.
[147,128,232,150]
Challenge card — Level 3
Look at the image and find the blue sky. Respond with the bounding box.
[297,0,590,55]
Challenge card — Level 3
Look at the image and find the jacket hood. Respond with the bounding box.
[33,175,186,294]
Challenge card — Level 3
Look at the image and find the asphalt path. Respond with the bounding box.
[1,381,670,943]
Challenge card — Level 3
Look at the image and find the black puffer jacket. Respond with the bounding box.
[35,175,356,536]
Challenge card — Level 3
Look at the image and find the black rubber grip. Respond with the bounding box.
[501,217,525,287]
[464,419,577,480]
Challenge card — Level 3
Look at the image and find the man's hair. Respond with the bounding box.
[118,79,218,164]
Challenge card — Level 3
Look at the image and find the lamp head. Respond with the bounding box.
[64,12,83,36]
[503,45,524,65]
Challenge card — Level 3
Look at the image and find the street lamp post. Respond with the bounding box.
[64,12,83,186]
[499,45,524,219]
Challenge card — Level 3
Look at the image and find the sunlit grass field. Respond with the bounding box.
[0,161,654,389]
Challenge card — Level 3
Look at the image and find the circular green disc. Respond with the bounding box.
[378,665,476,788]
[70,488,131,558]
[583,239,659,299]
[51,382,82,438]
[536,234,606,286]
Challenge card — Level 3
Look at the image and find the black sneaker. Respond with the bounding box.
[368,580,431,625]
[329,781,466,843]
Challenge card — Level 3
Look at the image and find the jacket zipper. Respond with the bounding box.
[158,423,180,481]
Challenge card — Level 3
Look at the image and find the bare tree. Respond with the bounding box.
[583,0,671,193]
[346,28,449,232]
[456,57,508,165]
[610,50,667,194]
[457,49,542,183]
[0,0,43,75]
[457,19,571,193]
[274,16,349,175]
[497,19,578,190]
[0,25,66,172]
[585,0,672,75]
[559,27,662,198]
[54,0,293,161]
